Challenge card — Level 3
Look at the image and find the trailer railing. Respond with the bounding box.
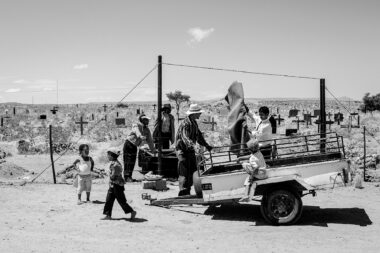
[199,132,345,173]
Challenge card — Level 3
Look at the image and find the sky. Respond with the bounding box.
[0,0,379,104]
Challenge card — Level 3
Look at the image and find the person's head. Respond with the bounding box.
[79,144,89,157]
[162,104,172,114]
[246,139,259,154]
[128,132,138,143]
[139,114,150,126]
[107,148,120,161]
[186,104,203,120]
[258,106,270,121]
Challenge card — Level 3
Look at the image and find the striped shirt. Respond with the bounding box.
[175,116,210,153]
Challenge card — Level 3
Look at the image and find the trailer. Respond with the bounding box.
[144,132,350,225]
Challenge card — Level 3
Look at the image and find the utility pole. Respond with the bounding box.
[157,55,163,175]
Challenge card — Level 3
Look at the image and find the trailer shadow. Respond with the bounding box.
[204,204,372,227]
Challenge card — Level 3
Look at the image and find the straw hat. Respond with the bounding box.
[186,104,204,115]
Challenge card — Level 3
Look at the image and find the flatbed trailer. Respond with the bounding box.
[145,132,350,225]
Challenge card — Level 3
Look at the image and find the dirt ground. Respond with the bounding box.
[1,154,380,253]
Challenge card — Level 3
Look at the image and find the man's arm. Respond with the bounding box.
[196,128,212,151]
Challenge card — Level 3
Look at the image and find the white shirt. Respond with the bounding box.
[76,157,92,176]
[249,114,272,145]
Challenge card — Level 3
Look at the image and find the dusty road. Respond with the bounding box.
[0,180,379,253]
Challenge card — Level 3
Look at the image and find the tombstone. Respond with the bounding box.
[288,109,299,118]
[103,104,108,112]
[136,108,140,115]
[116,112,119,117]
[313,110,320,117]
[13,107,16,115]
[285,129,298,136]
[39,115,47,120]
[115,118,126,126]
[303,114,312,124]
[92,114,95,121]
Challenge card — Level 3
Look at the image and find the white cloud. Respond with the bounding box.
[5,88,21,93]
[73,64,89,70]
[13,79,28,84]
[187,27,215,46]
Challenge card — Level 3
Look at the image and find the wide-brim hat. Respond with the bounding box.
[162,104,172,110]
[139,114,151,122]
[186,104,204,115]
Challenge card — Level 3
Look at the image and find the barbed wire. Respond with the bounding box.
[163,62,321,80]
[30,64,158,183]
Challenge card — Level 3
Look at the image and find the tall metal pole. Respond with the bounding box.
[49,125,56,184]
[320,79,326,152]
[363,126,367,182]
[157,55,163,175]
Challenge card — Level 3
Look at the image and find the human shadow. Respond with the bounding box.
[111,217,148,223]
[204,203,373,227]
[91,200,106,204]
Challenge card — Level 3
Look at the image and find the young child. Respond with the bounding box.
[240,139,267,202]
[102,148,137,220]
[73,144,94,205]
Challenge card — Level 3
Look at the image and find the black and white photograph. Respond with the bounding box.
[0,1,379,252]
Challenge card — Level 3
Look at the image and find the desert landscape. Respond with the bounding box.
[1,98,380,253]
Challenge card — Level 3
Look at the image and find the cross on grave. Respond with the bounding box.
[75,116,88,136]
[292,116,305,130]
[203,117,217,131]
[314,117,334,132]
[103,104,108,112]
[13,107,16,115]
[153,104,157,112]
[288,109,299,118]
[50,106,58,114]
[277,114,285,126]
[116,111,119,117]
[102,115,107,122]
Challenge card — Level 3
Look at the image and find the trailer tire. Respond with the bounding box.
[260,189,303,225]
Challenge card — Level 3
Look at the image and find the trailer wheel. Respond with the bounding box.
[260,189,303,225]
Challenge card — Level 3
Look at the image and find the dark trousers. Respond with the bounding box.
[154,132,172,149]
[103,184,134,216]
[177,151,197,196]
[123,140,137,178]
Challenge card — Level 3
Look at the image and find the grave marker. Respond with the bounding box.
[203,117,217,131]
[288,109,299,118]
[75,116,88,136]
[115,118,126,126]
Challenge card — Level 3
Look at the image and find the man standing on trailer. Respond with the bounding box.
[153,104,175,149]
[247,106,273,159]
[175,104,213,196]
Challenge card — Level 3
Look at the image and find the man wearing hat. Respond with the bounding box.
[123,114,156,182]
[153,104,175,149]
[175,104,213,196]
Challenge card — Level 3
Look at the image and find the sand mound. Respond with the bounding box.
[0,161,29,179]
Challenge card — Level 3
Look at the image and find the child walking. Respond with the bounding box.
[102,148,137,220]
[240,139,267,202]
[74,144,94,205]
